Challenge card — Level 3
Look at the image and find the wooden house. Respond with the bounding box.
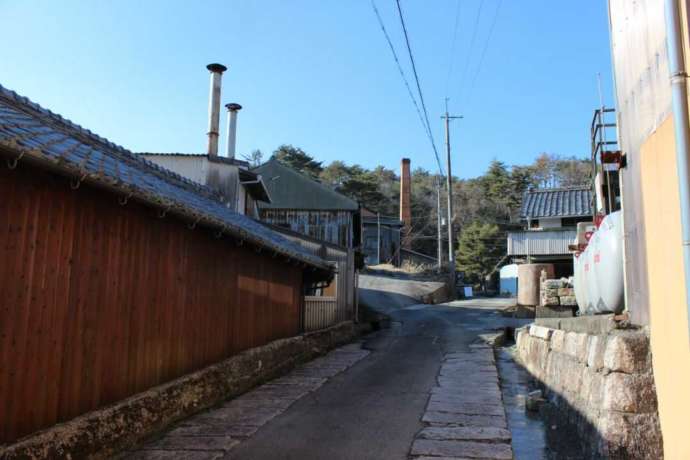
[253,159,361,249]
[0,85,332,444]
[506,187,592,277]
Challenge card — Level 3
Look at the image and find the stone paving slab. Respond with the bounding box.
[431,392,503,404]
[139,436,238,451]
[411,439,513,460]
[422,411,507,428]
[419,426,511,442]
[125,343,370,459]
[126,450,224,460]
[426,401,506,417]
[411,347,513,459]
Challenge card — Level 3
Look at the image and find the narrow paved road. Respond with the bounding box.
[127,274,528,459]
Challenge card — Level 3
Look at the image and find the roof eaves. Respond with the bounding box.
[0,85,331,273]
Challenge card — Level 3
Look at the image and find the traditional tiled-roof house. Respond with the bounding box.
[507,186,593,276]
[0,84,332,445]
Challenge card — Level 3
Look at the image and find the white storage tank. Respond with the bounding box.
[573,211,625,314]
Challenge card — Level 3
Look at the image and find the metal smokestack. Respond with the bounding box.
[400,158,412,249]
[206,63,227,156]
[225,103,242,159]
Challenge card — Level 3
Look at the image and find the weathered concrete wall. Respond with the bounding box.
[516,324,662,459]
[0,322,358,459]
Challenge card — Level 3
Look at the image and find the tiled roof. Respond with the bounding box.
[521,187,593,218]
[0,84,332,272]
[253,159,359,211]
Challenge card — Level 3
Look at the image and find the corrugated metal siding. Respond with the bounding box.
[0,166,304,443]
[507,230,577,256]
[254,160,359,211]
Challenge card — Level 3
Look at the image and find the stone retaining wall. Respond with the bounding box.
[516,324,663,459]
[0,322,359,459]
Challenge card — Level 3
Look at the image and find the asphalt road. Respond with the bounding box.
[225,275,524,460]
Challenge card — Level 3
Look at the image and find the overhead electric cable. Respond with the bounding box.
[456,0,485,102]
[394,0,445,175]
[444,0,463,97]
[371,0,445,175]
[463,0,503,105]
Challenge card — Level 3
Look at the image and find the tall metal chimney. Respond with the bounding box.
[206,63,227,156]
[225,103,242,159]
[400,158,412,249]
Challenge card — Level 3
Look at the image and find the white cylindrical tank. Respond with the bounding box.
[574,211,625,314]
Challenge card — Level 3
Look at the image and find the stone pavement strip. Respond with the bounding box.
[410,344,513,460]
[125,343,370,459]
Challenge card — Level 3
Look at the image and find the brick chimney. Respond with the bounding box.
[400,158,412,249]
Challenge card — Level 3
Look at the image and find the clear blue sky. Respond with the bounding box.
[1,0,613,179]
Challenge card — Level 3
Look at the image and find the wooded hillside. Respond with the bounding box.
[248,146,590,284]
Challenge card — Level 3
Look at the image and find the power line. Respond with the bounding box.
[394,0,445,176]
[456,0,485,103]
[444,0,463,97]
[463,0,503,106]
[370,0,444,176]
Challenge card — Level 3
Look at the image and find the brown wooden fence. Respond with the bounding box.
[0,166,304,443]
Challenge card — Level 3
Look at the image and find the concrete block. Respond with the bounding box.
[559,295,578,306]
[558,287,574,296]
[536,305,573,318]
[529,324,553,340]
[535,315,615,334]
[550,329,566,352]
[542,279,564,289]
[586,335,606,371]
[603,333,650,374]
[540,295,560,306]
[564,332,588,363]
[597,412,663,459]
[581,367,604,409]
[602,373,657,413]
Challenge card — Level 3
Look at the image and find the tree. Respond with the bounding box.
[242,149,263,167]
[455,221,505,288]
[272,145,323,178]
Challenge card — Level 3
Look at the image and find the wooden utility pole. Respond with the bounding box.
[442,103,462,296]
[377,212,381,264]
[436,180,443,272]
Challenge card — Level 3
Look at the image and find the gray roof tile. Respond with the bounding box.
[0,84,332,272]
[521,187,593,218]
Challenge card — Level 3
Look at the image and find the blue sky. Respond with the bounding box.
[0,1,613,179]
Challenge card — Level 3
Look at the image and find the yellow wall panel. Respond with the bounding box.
[639,115,690,459]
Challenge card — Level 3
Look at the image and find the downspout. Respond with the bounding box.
[665,0,690,339]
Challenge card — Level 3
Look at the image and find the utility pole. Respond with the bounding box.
[442,100,463,297]
[377,212,381,264]
[436,180,443,273]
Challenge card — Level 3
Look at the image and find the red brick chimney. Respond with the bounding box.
[400,158,412,249]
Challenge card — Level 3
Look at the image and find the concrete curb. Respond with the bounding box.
[0,322,358,459]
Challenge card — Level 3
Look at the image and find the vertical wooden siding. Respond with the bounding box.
[0,166,303,443]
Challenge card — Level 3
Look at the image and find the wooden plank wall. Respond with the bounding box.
[259,209,353,248]
[0,165,304,443]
